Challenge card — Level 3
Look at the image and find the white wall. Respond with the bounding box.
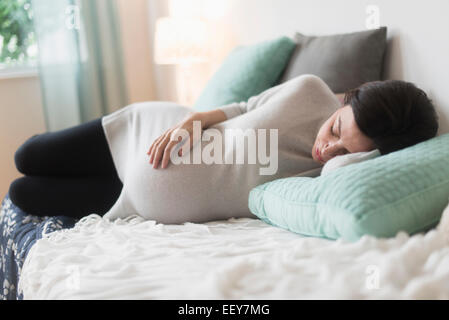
[0,75,46,197]
[117,0,157,103]
[152,0,449,134]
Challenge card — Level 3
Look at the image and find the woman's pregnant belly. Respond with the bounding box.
[125,157,256,224]
[103,102,259,224]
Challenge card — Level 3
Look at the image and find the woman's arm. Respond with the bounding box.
[146,93,274,169]
[198,109,228,129]
[202,81,346,127]
[215,75,342,121]
[149,76,336,168]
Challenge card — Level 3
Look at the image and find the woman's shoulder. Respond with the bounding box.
[279,74,340,111]
[281,74,331,94]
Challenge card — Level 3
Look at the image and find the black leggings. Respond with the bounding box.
[8,117,123,219]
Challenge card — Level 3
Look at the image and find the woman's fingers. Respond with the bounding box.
[147,118,198,168]
[148,141,158,164]
[149,131,170,164]
[152,133,172,169]
[149,140,160,164]
[152,143,165,168]
[148,131,166,154]
[148,134,165,164]
[160,140,180,169]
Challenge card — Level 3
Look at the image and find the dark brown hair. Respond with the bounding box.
[344,80,439,155]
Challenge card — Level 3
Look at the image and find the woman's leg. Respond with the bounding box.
[14,117,117,176]
[8,175,122,219]
[10,117,123,218]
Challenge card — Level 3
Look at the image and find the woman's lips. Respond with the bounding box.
[316,147,324,163]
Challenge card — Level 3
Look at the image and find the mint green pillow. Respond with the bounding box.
[249,133,449,242]
[194,36,296,111]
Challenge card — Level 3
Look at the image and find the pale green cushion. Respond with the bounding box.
[194,36,296,111]
[249,133,449,242]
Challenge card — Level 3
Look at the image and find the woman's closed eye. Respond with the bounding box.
[332,115,342,138]
[331,123,349,155]
[331,123,338,137]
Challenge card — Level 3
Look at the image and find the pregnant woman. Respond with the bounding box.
[9,75,438,223]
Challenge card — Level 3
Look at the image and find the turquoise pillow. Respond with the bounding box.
[194,36,296,111]
[249,133,449,242]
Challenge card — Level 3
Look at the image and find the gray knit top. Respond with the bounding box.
[102,75,340,223]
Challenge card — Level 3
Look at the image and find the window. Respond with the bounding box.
[0,0,38,70]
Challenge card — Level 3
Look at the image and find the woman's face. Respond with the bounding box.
[312,105,376,164]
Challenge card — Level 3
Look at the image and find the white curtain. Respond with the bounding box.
[32,0,128,131]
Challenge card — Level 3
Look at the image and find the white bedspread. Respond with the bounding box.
[19,208,449,299]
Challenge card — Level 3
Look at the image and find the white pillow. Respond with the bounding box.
[321,149,380,176]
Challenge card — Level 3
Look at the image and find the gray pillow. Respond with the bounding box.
[279,27,387,93]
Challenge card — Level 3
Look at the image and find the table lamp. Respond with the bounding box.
[154,17,210,105]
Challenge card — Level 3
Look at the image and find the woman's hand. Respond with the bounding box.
[147,111,202,169]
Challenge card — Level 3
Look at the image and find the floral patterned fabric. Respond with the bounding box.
[0,194,75,300]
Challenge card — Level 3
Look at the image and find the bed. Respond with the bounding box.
[1,190,447,299]
[0,194,76,300]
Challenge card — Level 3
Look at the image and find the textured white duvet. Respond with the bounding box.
[19,205,449,300]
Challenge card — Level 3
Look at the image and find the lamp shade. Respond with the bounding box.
[154,17,210,65]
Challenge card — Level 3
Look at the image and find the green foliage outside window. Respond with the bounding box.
[0,0,37,68]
